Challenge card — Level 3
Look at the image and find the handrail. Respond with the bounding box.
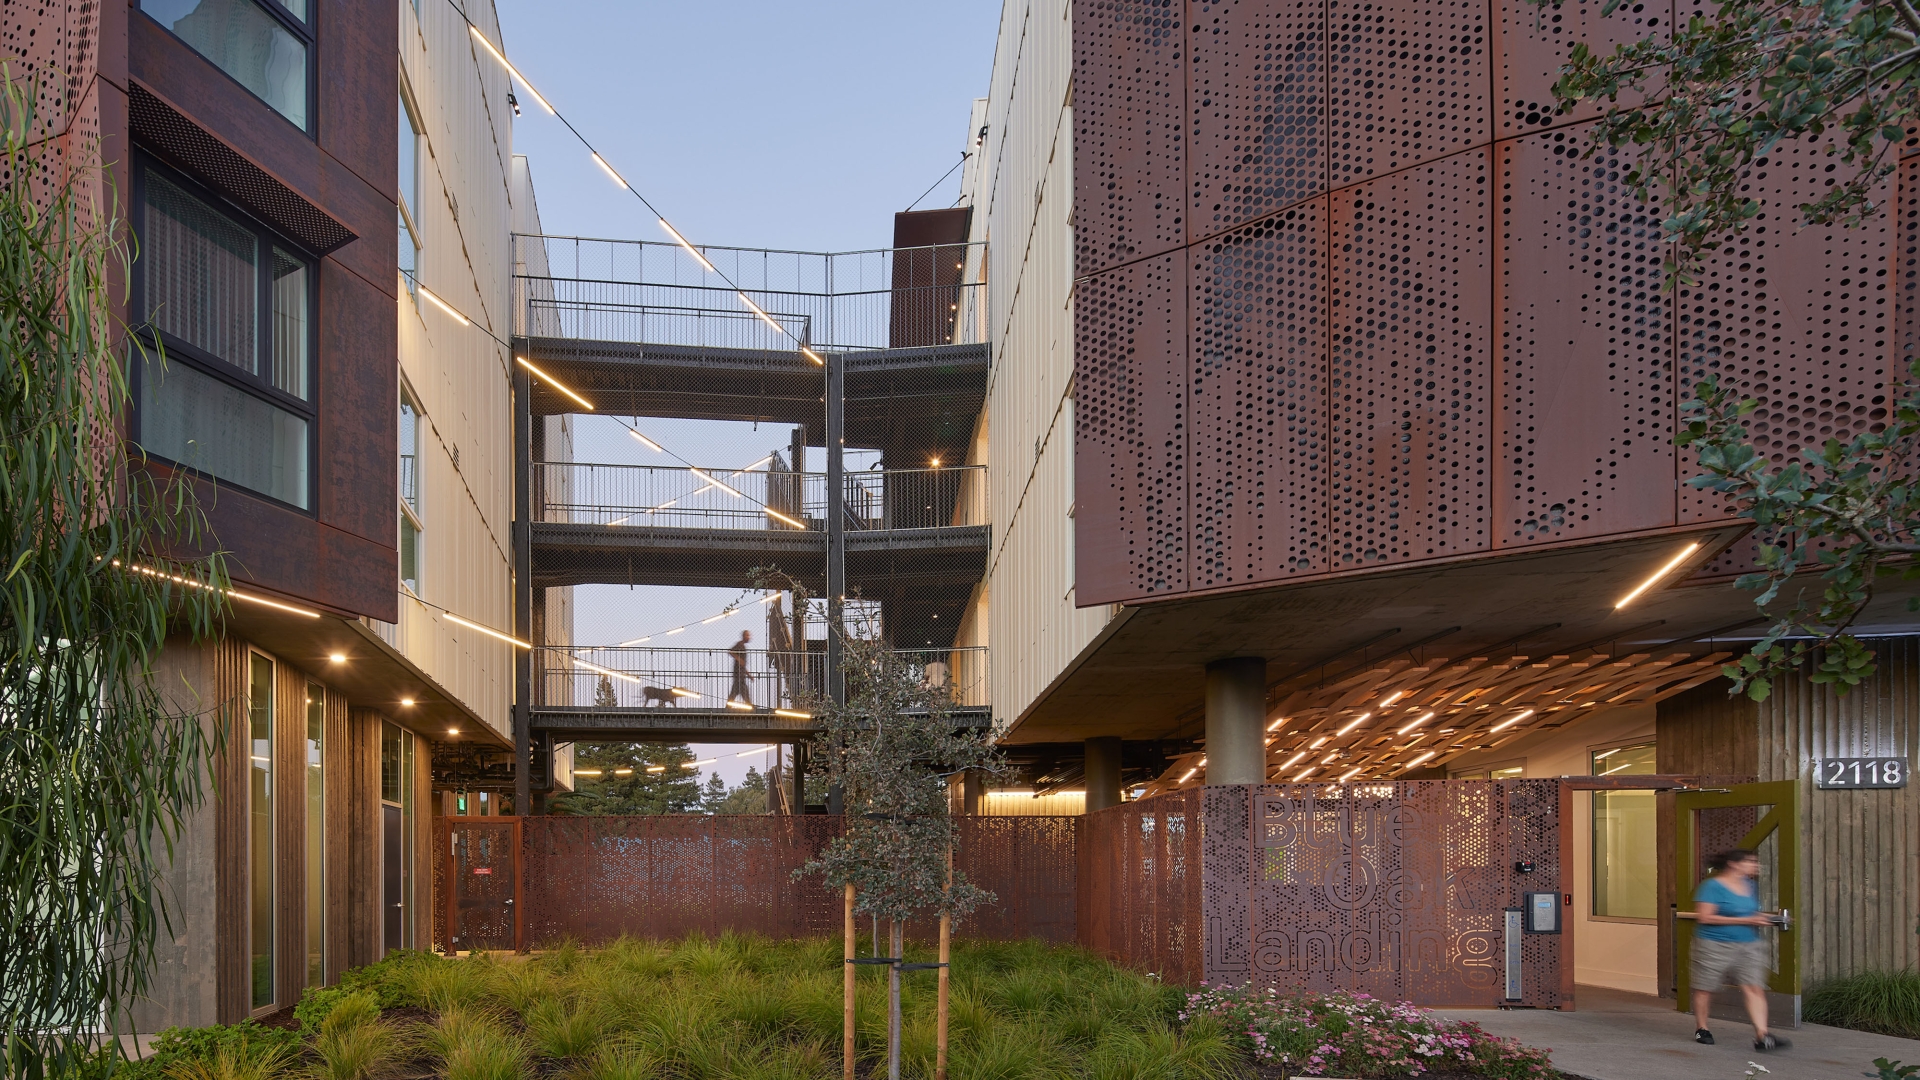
[533,461,988,532]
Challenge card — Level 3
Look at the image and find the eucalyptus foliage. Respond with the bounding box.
[0,69,227,1076]
[1547,0,1920,285]
[757,572,1003,926]
[1679,366,1920,699]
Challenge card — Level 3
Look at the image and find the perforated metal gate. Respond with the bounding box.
[437,819,522,953]
[1201,780,1567,1007]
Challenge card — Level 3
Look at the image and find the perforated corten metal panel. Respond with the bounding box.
[1189,0,1324,241]
[1494,127,1675,546]
[1327,0,1487,188]
[1330,151,1491,565]
[1075,253,1191,602]
[1492,0,1666,140]
[1677,139,1894,520]
[1074,0,1903,605]
[1191,204,1329,585]
[1201,780,1565,1006]
[1077,791,1205,985]
[450,815,1079,947]
[1075,0,1187,276]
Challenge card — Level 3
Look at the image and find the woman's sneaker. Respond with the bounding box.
[1694,1029,1715,1044]
[1754,1034,1791,1051]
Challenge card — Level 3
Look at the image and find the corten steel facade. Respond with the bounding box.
[1070,0,1897,605]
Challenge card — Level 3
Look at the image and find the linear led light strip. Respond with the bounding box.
[1615,542,1702,609]
[615,592,779,646]
[118,560,321,619]
[604,456,776,526]
[465,25,825,368]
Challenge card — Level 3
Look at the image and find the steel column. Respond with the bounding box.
[826,349,846,815]
[1204,657,1266,785]
[512,356,532,818]
[1084,736,1123,812]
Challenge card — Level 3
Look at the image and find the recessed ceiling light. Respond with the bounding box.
[447,727,459,735]
[328,653,346,663]
[401,698,415,707]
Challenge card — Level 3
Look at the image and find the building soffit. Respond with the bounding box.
[1004,524,1920,748]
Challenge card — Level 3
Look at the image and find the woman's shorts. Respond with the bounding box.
[1692,937,1768,992]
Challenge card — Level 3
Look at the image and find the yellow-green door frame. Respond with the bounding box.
[1673,780,1799,1007]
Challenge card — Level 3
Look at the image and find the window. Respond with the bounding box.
[1592,742,1658,920]
[305,682,324,989]
[398,91,423,296]
[248,652,274,1010]
[399,388,424,594]
[135,163,316,509]
[140,0,311,130]
[379,722,415,954]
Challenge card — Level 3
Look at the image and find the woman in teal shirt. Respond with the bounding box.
[1691,848,1789,1052]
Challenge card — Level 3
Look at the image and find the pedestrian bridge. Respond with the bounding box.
[529,645,990,741]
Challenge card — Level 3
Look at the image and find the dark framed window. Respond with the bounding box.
[139,0,314,132]
[132,157,318,511]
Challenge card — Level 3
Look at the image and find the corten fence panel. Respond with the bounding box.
[1076,791,1204,985]
[446,815,1081,947]
[945,816,1077,942]
[520,815,844,944]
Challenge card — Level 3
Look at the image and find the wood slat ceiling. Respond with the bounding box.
[1141,649,1731,795]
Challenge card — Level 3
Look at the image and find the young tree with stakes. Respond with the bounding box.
[760,571,1001,1080]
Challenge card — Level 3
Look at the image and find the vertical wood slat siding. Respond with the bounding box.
[1655,683,1761,998]
[274,661,309,1009]
[348,708,385,967]
[208,637,250,1023]
[324,687,352,987]
[412,742,434,950]
[1758,637,1920,985]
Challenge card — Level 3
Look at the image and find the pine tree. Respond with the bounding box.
[715,766,768,814]
[553,742,702,814]
[593,673,618,707]
[701,771,727,813]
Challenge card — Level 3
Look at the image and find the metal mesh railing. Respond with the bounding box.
[513,236,987,353]
[535,462,987,531]
[535,645,989,710]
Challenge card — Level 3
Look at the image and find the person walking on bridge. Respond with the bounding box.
[727,630,753,708]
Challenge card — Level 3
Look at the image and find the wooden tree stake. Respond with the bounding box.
[843,883,856,1080]
[936,847,952,1080]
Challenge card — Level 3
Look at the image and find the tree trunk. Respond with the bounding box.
[888,919,903,1080]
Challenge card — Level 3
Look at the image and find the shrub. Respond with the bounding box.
[1182,985,1556,1079]
[294,950,437,1031]
[120,1022,303,1080]
[1805,969,1920,1039]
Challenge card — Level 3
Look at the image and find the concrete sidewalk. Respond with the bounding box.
[1434,986,1920,1080]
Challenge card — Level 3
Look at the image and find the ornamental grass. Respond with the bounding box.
[108,937,1563,1080]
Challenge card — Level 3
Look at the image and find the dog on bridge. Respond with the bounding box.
[641,686,680,707]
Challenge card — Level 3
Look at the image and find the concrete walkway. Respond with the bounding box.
[1435,986,1920,1080]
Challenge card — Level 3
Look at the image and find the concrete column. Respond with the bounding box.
[1205,656,1267,785]
[1084,736,1123,812]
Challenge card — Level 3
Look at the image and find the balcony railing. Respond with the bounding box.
[513,235,987,353]
[534,462,987,532]
[535,646,988,712]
